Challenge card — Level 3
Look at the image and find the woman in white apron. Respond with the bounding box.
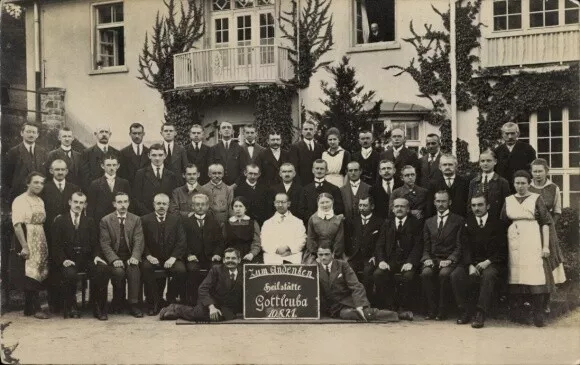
[321,128,350,188]
[501,170,555,327]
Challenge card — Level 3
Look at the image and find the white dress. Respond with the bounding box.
[322,149,346,188]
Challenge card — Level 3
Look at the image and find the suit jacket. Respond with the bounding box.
[51,213,99,266]
[300,181,344,222]
[270,181,303,220]
[289,140,324,186]
[45,147,82,187]
[318,260,370,316]
[170,184,208,217]
[370,178,403,219]
[345,213,383,263]
[422,213,464,263]
[164,143,188,182]
[461,215,507,266]
[41,180,80,241]
[80,145,120,191]
[240,142,266,164]
[3,143,48,200]
[340,181,372,222]
[352,150,380,186]
[233,181,271,226]
[133,166,181,215]
[185,142,211,185]
[494,141,536,186]
[467,173,511,220]
[99,212,144,263]
[182,213,224,260]
[87,176,132,225]
[255,148,292,186]
[209,140,247,186]
[418,153,442,188]
[375,215,423,267]
[119,144,150,186]
[198,264,243,312]
[141,213,186,260]
[389,184,429,214]
[427,174,469,217]
[380,146,419,181]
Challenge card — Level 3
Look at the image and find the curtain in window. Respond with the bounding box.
[360,0,370,44]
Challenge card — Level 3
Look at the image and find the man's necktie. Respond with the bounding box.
[156,167,161,181]
[386,181,392,195]
[309,142,313,152]
[108,179,114,192]
[447,178,452,188]
[326,265,331,275]
[197,219,204,228]
[280,214,286,222]
[230,271,235,281]
[362,217,368,226]
[58,182,63,192]
[437,215,447,237]
[119,217,125,236]
[483,175,489,194]
[394,150,399,159]
[103,146,108,154]
[397,220,403,232]
[74,212,80,229]
[136,144,140,156]
[166,145,172,163]
[479,218,484,228]
[225,141,229,150]
[66,150,71,159]
[28,145,34,158]
[316,182,323,188]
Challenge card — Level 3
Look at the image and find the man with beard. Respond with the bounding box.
[160,248,243,322]
[80,125,119,191]
[494,122,536,190]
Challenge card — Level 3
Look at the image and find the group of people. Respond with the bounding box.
[3,118,566,328]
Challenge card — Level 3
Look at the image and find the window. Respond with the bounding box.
[493,0,522,30]
[565,0,580,24]
[521,106,580,208]
[373,119,422,152]
[259,13,275,64]
[530,0,559,27]
[354,0,395,45]
[93,2,124,69]
[213,0,274,11]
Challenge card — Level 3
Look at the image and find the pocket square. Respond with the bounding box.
[372,230,379,234]
[337,273,343,278]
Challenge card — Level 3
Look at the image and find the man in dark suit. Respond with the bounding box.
[270,163,303,220]
[161,123,188,183]
[133,144,181,215]
[99,192,144,318]
[420,190,465,320]
[380,128,419,182]
[141,194,187,315]
[240,124,266,164]
[184,124,210,185]
[3,122,47,201]
[418,133,442,188]
[170,163,208,218]
[427,154,469,217]
[87,154,131,226]
[80,125,119,191]
[300,159,344,222]
[119,123,150,186]
[52,192,110,320]
[351,130,380,186]
[182,193,225,305]
[345,196,381,303]
[317,246,399,322]
[467,150,511,220]
[41,159,81,313]
[451,194,507,328]
[289,120,324,186]
[370,160,402,219]
[255,131,291,186]
[159,248,243,322]
[209,121,246,186]
[45,127,82,187]
[494,122,536,190]
[374,198,423,320]
[340,161,372,222]
[234,164,271,226]
[389,166,429,221]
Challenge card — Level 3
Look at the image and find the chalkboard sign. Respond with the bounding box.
[243,264,320,320]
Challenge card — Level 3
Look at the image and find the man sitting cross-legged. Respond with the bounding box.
[159,247,243,322]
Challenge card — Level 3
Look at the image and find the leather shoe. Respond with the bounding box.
[148,303,161,316]
[471,311,485,329]
[456,310,471,325]
[398,311,414,321]
[435,313,447,321]
[70,309,81,319]
[424,312,436,320]
[130,305,144,318]
[34,311,51,319]
[533,312,545,327]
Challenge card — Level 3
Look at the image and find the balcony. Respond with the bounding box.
[481,27,580,68]
[174,45,294,89]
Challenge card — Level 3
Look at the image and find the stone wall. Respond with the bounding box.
[40,87,65,129]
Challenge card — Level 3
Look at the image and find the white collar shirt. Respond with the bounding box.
[350,180,361,196]
[132,142,143,156]
[187,183,198,192]
[54,178,66,190]
[271,148,281,161]
[152,164,164,178]
[481,172,494,182]
[97,142,109,153]
[396,216,408,227]
[283,182,292,192]
[361,147,373,159]
[478,213,489,227]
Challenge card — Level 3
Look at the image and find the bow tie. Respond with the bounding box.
[246,143,255,147]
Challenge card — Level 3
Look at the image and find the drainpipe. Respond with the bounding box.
[296,0,302,134]
[449,0,458,155]
[34,1,42,123]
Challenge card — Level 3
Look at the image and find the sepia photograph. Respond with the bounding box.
[0,0,578,364]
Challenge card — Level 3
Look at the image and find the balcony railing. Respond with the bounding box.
[482,28,580,68]
[174,45,294,89]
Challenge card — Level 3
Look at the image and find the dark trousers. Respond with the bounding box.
[186,260,218,305]
[374,264,416,311]
[349,259,375,303]
[61,261,110,308]
[451,264,504,314]
[142,259,186,304]
[111,263,141,304]
[174,303,238,322]
[420,262,456,315]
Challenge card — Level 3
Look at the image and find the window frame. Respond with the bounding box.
[349,0,400,53]
[90,0,128,74]
[372,116,426,152]
[493,0,523,31]
[491,0,579,33]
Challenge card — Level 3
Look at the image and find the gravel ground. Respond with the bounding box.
[1,309,579,365]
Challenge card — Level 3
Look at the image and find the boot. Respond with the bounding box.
[23,291,34,316]
[533,295,546,327]
[62,292,71,319]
